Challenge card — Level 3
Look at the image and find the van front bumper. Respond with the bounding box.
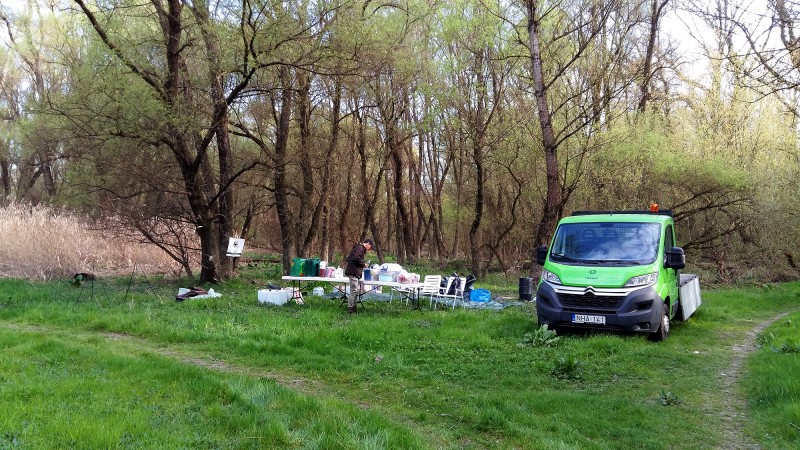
[535,281,663,333]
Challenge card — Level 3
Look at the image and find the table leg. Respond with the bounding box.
[356,281,366,309]
[292,280,303,301]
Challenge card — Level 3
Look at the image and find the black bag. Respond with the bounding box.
[463,274,476,296]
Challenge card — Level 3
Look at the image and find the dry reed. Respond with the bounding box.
[0,203,178,280]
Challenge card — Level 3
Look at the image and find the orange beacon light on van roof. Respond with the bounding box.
[649,203,659,213]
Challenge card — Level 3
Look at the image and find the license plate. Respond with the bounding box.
[572,314,606,325]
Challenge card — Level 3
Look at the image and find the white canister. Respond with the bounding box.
[312,286,325,296]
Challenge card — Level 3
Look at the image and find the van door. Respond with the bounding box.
[663,224,679,313]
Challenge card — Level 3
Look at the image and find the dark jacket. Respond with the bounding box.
[344,244,367,278]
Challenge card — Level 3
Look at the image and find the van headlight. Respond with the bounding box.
[541,269,561,285]
[624,272,658,287]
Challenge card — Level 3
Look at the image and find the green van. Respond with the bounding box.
[535,210,700,341]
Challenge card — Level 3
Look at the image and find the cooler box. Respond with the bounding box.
[258,289,289,305]
[378,271,399,282]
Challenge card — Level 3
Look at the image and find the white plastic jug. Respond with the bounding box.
[312,286,325,296]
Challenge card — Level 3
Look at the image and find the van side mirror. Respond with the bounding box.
[536,245,548,266]
[665,247,685,270]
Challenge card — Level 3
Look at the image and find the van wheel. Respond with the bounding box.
[649,302,670,342]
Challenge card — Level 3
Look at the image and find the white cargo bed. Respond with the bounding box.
[679,274,702,320]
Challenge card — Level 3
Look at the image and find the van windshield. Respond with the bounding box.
[549,222,661,265]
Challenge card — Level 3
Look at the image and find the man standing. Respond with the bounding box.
[344,238,374,314]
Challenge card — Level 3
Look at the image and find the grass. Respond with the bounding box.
[744,309,800,447]
[0,272,799,448]
[0,326,422,448]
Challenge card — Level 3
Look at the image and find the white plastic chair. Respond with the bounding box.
[457,277,467,309]
[420,275,442,308]
[433,276,466,310]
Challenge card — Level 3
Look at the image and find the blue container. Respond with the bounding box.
[363,269,372,281]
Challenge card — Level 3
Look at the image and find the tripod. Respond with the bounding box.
[72,272,98,303]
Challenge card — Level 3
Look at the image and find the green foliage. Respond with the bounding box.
[550,353,582,379]
[770,339,800,354]
[744,311,800,447]
[520,324,560,347]
[756,332,775,348]
[3,0,799,283]
[239,256,283,281]
[659,390,683,406]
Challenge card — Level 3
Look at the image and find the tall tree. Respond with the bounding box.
[638,0,670,111]
[524,0,563,249]
[0,45,22,200]
[520,0,644,256]
[701,0,800,116]
[70,0,293,282]
[441,0,514,276]
[1,5,70,202]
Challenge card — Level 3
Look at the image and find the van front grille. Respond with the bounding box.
[558,293,623,309]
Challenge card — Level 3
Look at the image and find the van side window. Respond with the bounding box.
[665,225,674,250]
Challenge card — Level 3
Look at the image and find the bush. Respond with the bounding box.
[550,353,582,380]
[519,324,560,348]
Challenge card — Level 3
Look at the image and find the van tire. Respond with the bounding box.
[649,302,670,342]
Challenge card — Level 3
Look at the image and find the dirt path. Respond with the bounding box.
[717,311,795,450]
[1,323,368,407]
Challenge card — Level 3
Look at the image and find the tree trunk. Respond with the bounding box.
[274,68,294,274]
[1,155,11,199]
[319,78,341,262]
[197,215,221,283]
[468,139,485,277]
[390,141,414,263]
[193,0,236,280]
[40,156,57,197]
[297,71,315,256]
[527,1,563,251]
[356,107,373,241]
[638,0,669,112]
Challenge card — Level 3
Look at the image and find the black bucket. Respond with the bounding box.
[519,277,535,301]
